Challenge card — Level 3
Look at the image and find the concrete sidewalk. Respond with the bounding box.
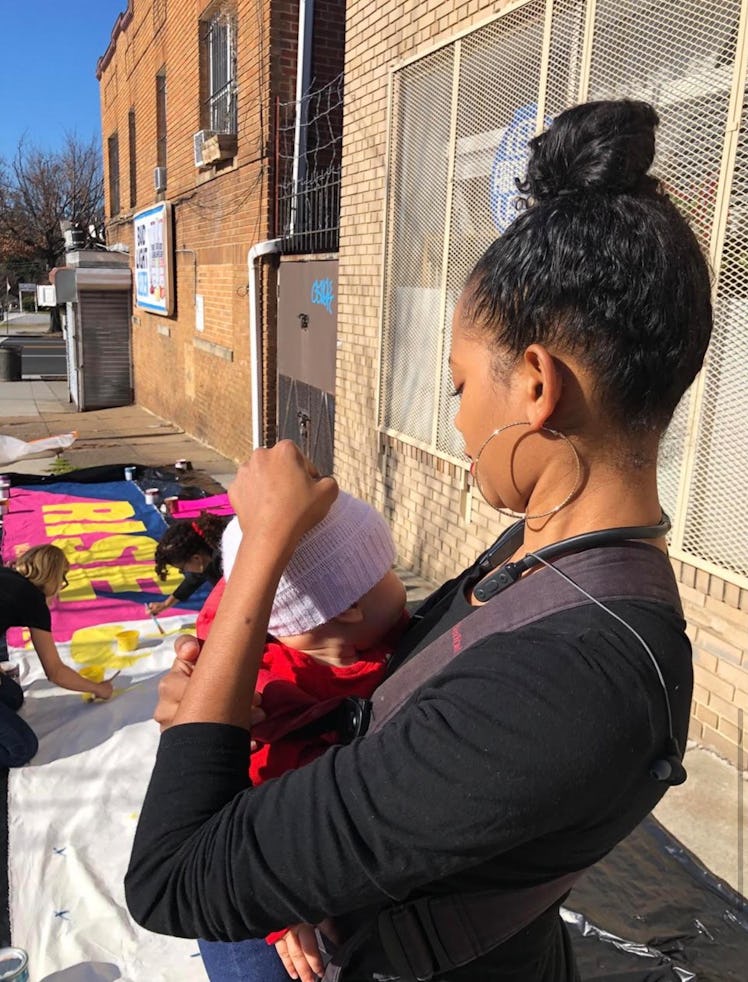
[0,380,745,900]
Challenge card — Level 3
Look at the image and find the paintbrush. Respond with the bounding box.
[83,670,121,703]
[145,603,166,635]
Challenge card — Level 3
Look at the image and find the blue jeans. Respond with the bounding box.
[0,674,37,768]
[198,937,291,982]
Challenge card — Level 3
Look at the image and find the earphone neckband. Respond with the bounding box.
[472,515,672,603]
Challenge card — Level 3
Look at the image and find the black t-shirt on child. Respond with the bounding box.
[0,567,51,636]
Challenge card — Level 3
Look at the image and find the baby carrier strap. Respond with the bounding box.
[321,543,681,981]
[370,542,680,735]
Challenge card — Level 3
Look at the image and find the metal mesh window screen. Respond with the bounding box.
[438,1,547,457]
[380,0,748,581]
[682,92,748,575]
[380,48,455,444]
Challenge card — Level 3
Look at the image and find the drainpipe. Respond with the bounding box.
[289,0,314,237]
[248,239,282,450]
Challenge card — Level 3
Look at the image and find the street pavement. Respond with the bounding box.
[0,378,745,900]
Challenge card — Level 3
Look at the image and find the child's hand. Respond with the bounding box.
[273,923,326,982]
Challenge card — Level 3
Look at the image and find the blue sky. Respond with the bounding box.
[0,1,127,161]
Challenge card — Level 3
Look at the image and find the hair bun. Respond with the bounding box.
[521,100,660,200]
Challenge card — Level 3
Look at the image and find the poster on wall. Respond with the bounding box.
[133,201,174,315]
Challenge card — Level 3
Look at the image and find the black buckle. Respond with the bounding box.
[338,696,372,742]
[377,897,454,981]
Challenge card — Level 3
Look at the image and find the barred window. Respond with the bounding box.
[379,0,748,585]
[201,5,237,135]
[107,133,120,217]
[156,69,167,170]
[128,109,137,208]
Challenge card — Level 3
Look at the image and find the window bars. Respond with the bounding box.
[275,72,344,254]
[379,0,748,584]
[107,133,120,216]
[205,9,238,135]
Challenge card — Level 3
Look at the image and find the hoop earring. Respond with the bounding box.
[471,421,582,521]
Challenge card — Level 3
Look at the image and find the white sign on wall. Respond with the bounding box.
[134,202,174,316]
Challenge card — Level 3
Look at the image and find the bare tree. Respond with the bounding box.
[0,134,104,327]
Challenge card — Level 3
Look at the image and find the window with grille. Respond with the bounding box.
[201,5,238,135]
[107,133,120,216]
[128,109,137,208]
[379,0,748,584]
[156,69,167,170]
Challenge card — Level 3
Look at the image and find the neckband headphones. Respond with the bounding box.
[471,515,687,787]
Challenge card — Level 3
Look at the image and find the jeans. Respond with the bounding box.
[198,937,291,982]
[0,674,37,768]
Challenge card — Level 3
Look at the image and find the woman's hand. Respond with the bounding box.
[274,922,327,982]
[229,441,338,549]
[154,635,201,730]
[154,635,265,733]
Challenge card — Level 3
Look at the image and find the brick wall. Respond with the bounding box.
[336,0,748,769]
[98,0,346,462]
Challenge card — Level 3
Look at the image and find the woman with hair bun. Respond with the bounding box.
[127,101,711,981]
[147,513,228,618]
[0,545,114,767]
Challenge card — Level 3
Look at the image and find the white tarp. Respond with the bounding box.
[8,615,208,982]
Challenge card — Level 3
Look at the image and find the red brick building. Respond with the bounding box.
[98,0,344,462]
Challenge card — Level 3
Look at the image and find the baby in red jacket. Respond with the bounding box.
[195,491,407,982]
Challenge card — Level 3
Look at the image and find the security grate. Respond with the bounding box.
[380,0,748,582]
[681,92,748,576]
[380,47,455,445]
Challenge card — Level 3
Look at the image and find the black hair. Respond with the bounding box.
[154,513,228,581]
[465,100,713,432]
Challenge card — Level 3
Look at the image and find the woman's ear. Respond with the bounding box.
[333,603,364,625]
[522,344,563,430]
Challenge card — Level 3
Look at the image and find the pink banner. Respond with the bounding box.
[2,481,184,646]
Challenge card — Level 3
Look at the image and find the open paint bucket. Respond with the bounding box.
[115,630,140,652]
[0,947,29,981]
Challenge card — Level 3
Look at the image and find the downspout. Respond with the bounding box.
[248,239,282,450]
[289,0,314,237]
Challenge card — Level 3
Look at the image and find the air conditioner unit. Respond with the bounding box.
[154,166,167,192]
[201,132,237,164]
[193,129,216,168]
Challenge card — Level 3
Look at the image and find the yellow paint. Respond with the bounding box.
[70,623,153,669]
[43,501,136,524]
[52,535,157,566]
[62,562,182,601]
[44,520,147,536]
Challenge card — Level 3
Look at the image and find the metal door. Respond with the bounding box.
[277,258,337,475]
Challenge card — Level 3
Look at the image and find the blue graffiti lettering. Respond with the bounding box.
[311,278,335,315]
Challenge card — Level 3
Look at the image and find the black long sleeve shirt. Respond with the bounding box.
[126,574,691,981]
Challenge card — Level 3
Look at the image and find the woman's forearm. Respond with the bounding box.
[172,529,295,729]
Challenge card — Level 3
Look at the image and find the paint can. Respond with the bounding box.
[175,459,191,472]
[144,488,159,506]
[0,662,20,681]
[0,475,10,489]
[124,466,136,481]
[163,496,179,515]
[0,947,29,981]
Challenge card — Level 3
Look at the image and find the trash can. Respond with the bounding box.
[0,346,22,381]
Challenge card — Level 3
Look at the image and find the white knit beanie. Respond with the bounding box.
[221,491,396,636]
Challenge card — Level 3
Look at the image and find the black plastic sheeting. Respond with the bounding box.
[567,816,747,980]
[2,463,226,502]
